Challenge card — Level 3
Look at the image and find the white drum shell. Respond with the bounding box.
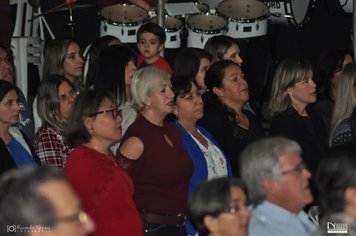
[151,16,183,48]
[339,0,353,12]
[186,14,227,48]
[225,19,268,38]
[99,4,148,43]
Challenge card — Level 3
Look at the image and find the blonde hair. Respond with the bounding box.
[330,62,356,143]
[131,66,170,111]
[269,58,313,118]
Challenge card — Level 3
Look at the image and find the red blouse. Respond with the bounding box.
[65,145,143,236]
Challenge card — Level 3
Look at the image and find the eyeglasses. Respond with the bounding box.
[59,89,78,102]
[55,209,89,225]
[223,205,247,215]
[281,162,306,175]
[88,108,121,120]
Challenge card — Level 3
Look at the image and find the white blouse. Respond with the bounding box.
[189,130,228,179]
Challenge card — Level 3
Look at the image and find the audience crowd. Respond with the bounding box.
[0,20,355,236]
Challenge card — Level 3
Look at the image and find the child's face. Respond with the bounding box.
[137,32,164,60]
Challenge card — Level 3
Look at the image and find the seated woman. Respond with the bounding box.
[312,48,353,132]
[64,90,143,236]
[0,80,39,175]
[173,48,212,92]
[171,76,232,235]
[84,35,121,89]
[34,39,84,132]
[329,62,356,147]
[314,145,356,235]
[34,75,77,170]
[204,35,243,66]
[117,67,193,236]
[93,44,137,135]
[199,60,264,176]
[269,57,328,185]
[188,177,250,236]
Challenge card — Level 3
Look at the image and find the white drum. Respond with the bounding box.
[339,0,353,12]
[186,13,228,48]
[262,0,315,27]
[99,4,149,43]
[151,16,183,48]
[216,0,269,38]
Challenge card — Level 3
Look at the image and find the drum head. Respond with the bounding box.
[150,16,183,31]
[217,0,269,20]
[195,2,210,13]
[291,0,312,24]
[187,14,227,32]
[100,4,148,23]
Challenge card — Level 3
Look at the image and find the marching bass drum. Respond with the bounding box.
[150,16,183,48]
[216,0,269,38]
[186,13,228,48]
[99,4,149,43]
[262,0,316,27]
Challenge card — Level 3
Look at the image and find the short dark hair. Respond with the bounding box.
[65,89,118,147]
[316,145,356,214]
[188,177,246,236]
[136,22,166,44]
[0,80,19,101]
[171,75,195,103]
[205,60,236,91]
[0,166,64,234]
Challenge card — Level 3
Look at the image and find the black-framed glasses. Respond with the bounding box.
[281,162,306,175]
[88,108,121,120]
[55,209,89,225]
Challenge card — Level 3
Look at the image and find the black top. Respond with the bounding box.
[270,107,329,176]
[199,93,264,176]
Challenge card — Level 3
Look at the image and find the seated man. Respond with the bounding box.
[240,136,316,236]
[0,166,95,236]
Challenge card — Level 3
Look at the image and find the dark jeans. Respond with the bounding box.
[144,220,187,236]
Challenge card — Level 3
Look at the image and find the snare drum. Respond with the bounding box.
[186,13,228,48]
[99,4,149,43]
[195,2,210,13]
[262,0,316,27]
[216,0,269,38]
[151,16,183,48]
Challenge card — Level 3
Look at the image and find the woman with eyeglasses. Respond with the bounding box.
[117,67,193,236]
[64,90,143,236]
[34,75,77,170]
[188,177,250,236]
[0,80,39,176]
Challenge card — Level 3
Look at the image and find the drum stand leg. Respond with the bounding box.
[37,8,55,40]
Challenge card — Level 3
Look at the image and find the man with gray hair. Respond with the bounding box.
[0,166,95,236]
[240,136,316,236]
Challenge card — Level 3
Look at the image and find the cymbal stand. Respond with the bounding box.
[35,7,55,40]
[67,4,76,38]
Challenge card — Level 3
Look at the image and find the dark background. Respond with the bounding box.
[24,0,354,111]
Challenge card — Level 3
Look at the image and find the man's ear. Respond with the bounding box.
[262,177,279,195]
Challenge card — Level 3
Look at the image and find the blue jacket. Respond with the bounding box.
[174,122,232,236]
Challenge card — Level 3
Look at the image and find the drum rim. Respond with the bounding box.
[186,13,228,34]
[150,16,184,32]
[99,3,149,26]
[216,0,270,23]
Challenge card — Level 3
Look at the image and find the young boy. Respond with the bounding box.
[136,23,173,75]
